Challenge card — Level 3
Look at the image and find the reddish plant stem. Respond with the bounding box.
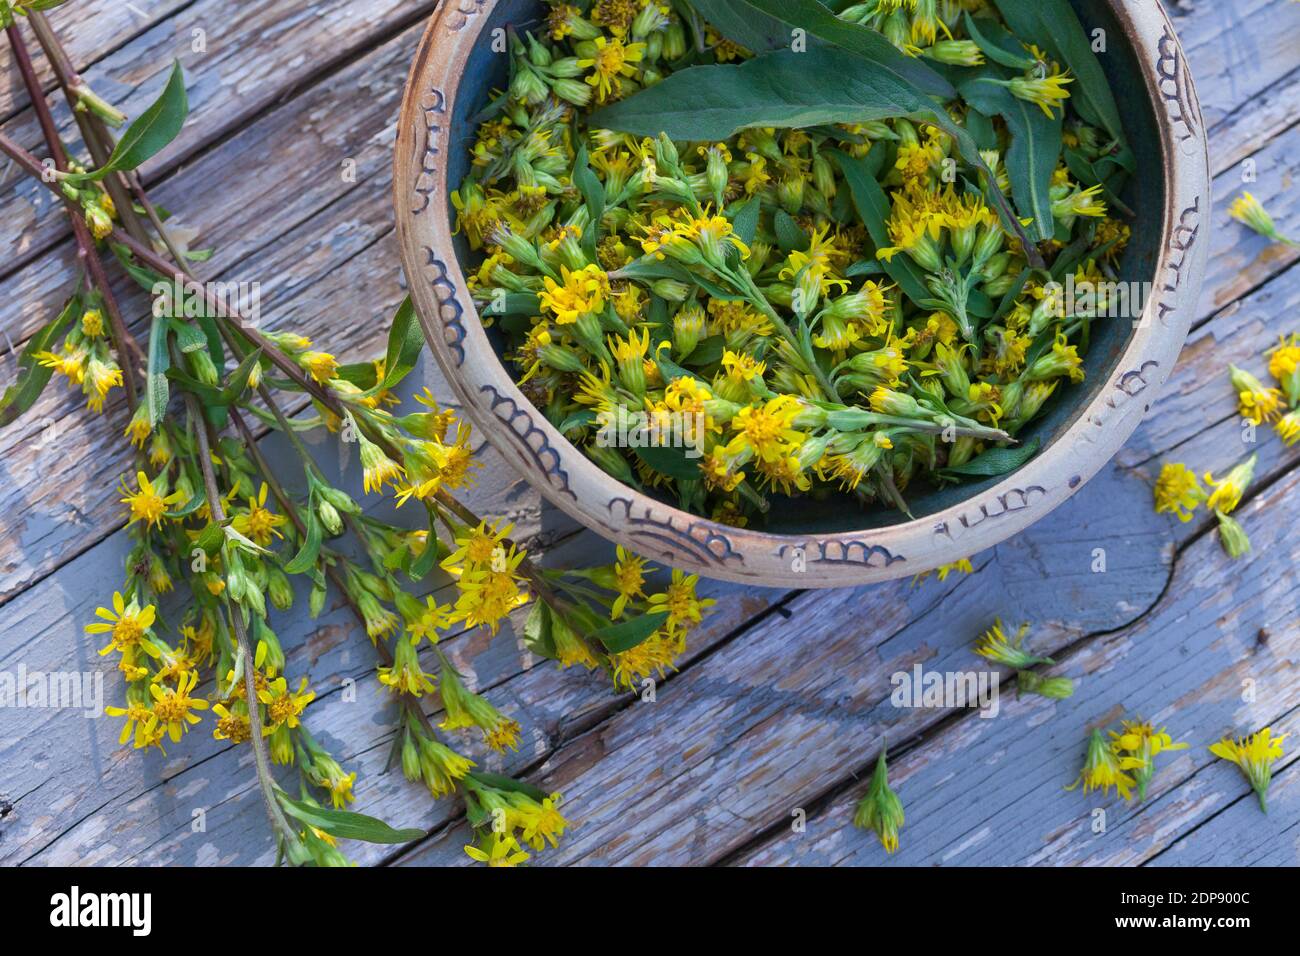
[4,22,142,404]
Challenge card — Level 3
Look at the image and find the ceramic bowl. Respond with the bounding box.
[394,0,1209,587]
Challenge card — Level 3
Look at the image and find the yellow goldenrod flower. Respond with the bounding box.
[230,482,288,546]
[577,35,645,103]
[1210,727,1286,812]
[211,701,252,744]
[610,629,681,690]
[608,544,648,618]
[854,748,904,854]
[358,433,405,494]
[86,590,159,656]
[1109,720,1188,800]
[1203,453,1256,515]
[438,664,522,752]
[441,520,515,573]
[123,404,152,449]
[258,675,315,732]
[1228,192,1295,245]
[1066,727,1136,801]
[415,734,475,797]
[538,263,609,324]
[1229,364,1283,424]
[724,395,805,464]
[145,670,209,744]
[974,618,1053,669]
[464,830,530,867]
[1275,408,1300,446]
[300,350,340,384]
[378,636,437,696]
[105,698,158,749]
[80,308,104,338]
[646,568,715,633]
[1153,462,1204,522]
[1007,64,1073,118]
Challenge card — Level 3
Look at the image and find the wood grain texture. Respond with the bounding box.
[1,0,1298,866]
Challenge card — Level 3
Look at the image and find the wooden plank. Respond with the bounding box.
[1147,754,1300,866]
[0,0,437,283]
[1197,125,1300,324]
[0,1,191,121]
[734,465,1300,866]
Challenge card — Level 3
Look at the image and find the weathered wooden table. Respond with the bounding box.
[1,0,1297,867]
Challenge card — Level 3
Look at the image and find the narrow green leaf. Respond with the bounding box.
[730,197,761,246]
[169,318,207,353]
[276,792,425,844]
[591,611,670,653]
[283,514,322,574]
[466,771,549,803]
[0,293,79,427]
[479,292,541,316]
[521,601,556,660]
[773,209,809,252]
[959,70,1061,242]
[146,316,171,427]
[219,348,263,403]
[991,0,1125,145]
[941,436,1041,478]
[590,46,951,141]
[558,409,598,435]
[70,60,188,181]
[963,12,1036,70]
[381,296,423,389]
[691,0,955,98]
[633,443,703,481]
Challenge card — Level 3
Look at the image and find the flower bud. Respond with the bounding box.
[267,566,294,611]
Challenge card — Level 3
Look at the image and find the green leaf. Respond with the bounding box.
[276,792,425,844]
[730,197,761,246]
[283,514,322,574]
[521,601,556,660]
[963,13,1036,71]
[958,70,1061,242]
[168,318,207,353]
[991,0,1125,145]
[687,334,725,366]
[573,144,606,257]
[633,443,703,481]
[69,60,188,181]
[691,0,954,99]
[219,348,262,403]
[773,209,809,253]
[408,507,442,580]
[381,296,423,390]
[466,771,549,803]
[590,611,670,653]
[145,316,171,427]
[479,291,541,316]
[193,521,225,557]
[558,409,598,435]
[590,45,953,141]
[0,293,79,427]
[941,436,1041,478]
[831,149,934,307]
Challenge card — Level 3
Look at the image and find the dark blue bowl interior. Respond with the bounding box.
[445,0,1163,534]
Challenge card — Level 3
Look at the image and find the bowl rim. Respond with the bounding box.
[393,0,1211,588]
